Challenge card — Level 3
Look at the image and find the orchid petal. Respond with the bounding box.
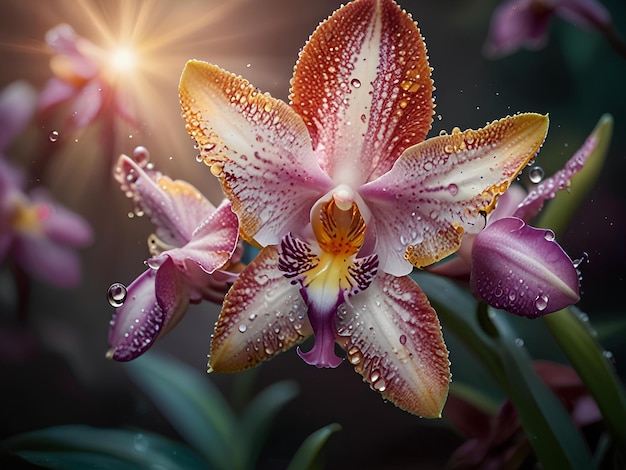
[209,246,312,373]
[290,0,433,184]
[70,79,104,128]
[470,217,580,318]
[336,273,450,417]
[30,188,93,247]
[107,259,190,362]
[115,154,216,246]
[13,234,82,289]
[361,113,549,275]
[514,127,598,221]
[37,78,77,114]
[161,199,239,275]
[179,60,334,245]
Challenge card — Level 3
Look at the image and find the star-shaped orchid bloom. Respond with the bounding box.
[106,147,241,361]
[431,118,606,317]
[179,0,548,417]
[38,23,137,129]
[0,82,93,289]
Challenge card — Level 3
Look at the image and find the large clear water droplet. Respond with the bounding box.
[534,294,548,311]
[528,166,544,184]
[48,130,59,142]
[132,146,150,168]
[108,283,127,307]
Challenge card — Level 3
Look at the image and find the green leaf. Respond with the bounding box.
[287,423,341,470]
[537,114,612,235]
[489,308,595,469]
[543,308,626,456]
[239,381,299,469]
[124,352,237,469]
[3,425,206,470]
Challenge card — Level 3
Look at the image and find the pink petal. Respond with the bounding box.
[290,0,434,184]
[107,260,189,362]
[208,246,312,373]
[336,273,450,418]
[0,81,37,151]
[38,78,77,114]
[514,129,598,221]
[13,234,82,288]
[164,199,239,275]
[470,217,580,318]
[556,0,611,30]
[30,188,93,247]
[114,154,216,246]
[361,113,549,276]
[179,60,334,246]
[70,79,104,128]
[483,0,551,58]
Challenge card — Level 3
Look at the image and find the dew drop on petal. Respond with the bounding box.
[238,324,247,333]
[534,294,548,311]
[543,231,555,241]
[108,282,127,307]
[399,334,407,345]
[350,78,361,88]
[48,130,59,142]
[132,146,151,167]
[528,166,545,184]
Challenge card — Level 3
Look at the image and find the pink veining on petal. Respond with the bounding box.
[336,273,450,417]
[290,0,434,185]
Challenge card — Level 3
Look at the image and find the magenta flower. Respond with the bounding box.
[38,23,137,129]
[179,0,549,417]
[484,0,612,58]
[0,82,93,289]
[107,147,241,362]
[432,122,602,317]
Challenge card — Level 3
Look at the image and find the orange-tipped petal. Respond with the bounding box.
[337,273,450,418]
[209,246,312,373]
[361,113,549,275]
[291,0,434,184]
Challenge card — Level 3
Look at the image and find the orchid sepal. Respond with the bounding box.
[336,273,450,418]
[209,246,312,373]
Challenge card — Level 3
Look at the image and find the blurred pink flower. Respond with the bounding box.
[484,0,612,58]
[445,360,601,469]
[107,147,242,361]
[0,82,93,289]
[38,23,137,129]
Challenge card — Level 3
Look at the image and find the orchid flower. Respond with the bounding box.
[179,0,548,417]
[484,0,613,58]
[38,23,137,129]
[0,82,93,289]
[107,147,241,362]
[431,120,603,317]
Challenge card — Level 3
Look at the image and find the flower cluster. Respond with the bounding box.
[109,0,592,418]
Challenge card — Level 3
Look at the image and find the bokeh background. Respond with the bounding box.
[1,0,625,468]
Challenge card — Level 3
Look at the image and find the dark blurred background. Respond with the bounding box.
[1,0,625,468]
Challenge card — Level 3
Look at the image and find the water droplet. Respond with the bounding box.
[514,337,525,347]
[573,251,589,268]
[528,166,544,184]
[447,183,458,196]
[238,324,247,333]
[133,433,149,452]
[48,130,59,142]
[108,283,127,307]
[399,334,407,345]
[132,146,150,167]
[534,294,548,311]
[543,231,555,241]
[350,78,361,88]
